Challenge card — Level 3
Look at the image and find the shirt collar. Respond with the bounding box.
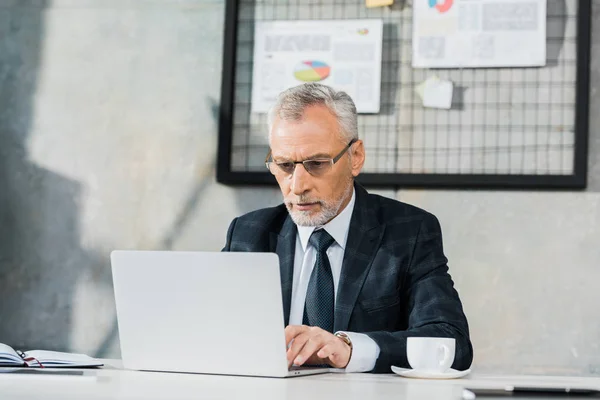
[297,188,356,252]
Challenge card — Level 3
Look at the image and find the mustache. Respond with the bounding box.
[285,196,323,205]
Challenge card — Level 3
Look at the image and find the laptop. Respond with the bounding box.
[110,250,329,378]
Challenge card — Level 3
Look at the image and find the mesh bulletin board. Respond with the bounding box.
[217,0,590,189]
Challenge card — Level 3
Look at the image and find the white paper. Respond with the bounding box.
[24,350,103,367]
[416,76,454,109]
[251,19,383,113]
[413,0,547,68]
[0,343,21,364]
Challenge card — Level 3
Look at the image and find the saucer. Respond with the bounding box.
[391,366,471,379]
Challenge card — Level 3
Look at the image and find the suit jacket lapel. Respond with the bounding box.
[271,216,297,326]
[334,184,384,332]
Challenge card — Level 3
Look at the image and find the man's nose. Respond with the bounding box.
[290,163,311,196]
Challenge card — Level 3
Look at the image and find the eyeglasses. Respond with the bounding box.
[265,139,357,177]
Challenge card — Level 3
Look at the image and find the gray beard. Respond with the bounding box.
[286,180,353,227]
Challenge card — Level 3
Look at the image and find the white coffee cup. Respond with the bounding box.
[407,337,455,372]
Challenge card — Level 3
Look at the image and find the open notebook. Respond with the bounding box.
[0,343,103,368]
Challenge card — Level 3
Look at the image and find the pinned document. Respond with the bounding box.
[251,19,384,113]
[366,0,394,7]
[412,0,547,68]
[415,75,454,109]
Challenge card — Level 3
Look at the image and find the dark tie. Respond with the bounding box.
[303,229,336,332]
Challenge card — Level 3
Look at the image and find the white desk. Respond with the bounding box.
[1,360,599,400]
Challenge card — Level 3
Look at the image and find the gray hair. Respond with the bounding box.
[267,83,359,144]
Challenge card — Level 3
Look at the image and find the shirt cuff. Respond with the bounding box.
[340,331,381,373]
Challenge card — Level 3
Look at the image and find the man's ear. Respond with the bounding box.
[350,140,365,177]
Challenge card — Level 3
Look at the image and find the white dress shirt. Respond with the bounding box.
[289,189,381,372]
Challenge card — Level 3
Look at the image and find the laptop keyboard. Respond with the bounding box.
[289,365,329,371]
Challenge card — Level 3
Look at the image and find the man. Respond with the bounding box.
[222,83,473,373]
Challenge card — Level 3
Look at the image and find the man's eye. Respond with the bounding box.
[306,160,328,169]
[277,162,295,171]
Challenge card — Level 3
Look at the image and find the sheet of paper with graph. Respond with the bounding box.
[251,19,383,113]
[413,0,547,68]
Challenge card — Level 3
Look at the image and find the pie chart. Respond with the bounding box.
[293,61,331,82]
[428,0,453,13]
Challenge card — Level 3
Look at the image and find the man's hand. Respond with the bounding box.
[284,325,351,369]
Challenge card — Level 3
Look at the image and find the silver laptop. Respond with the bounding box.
[111,250,329,378]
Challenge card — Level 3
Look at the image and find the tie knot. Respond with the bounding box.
[309,229,336,253]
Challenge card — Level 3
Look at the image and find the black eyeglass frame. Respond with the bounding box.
[265,139,358,177]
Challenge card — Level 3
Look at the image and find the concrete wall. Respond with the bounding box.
[0,0,598,373]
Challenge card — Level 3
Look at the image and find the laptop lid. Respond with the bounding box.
[111,250,291,377]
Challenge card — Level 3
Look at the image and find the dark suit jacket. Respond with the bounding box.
[222,183,473,373]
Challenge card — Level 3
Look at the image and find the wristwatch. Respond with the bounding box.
[334,331,353,360]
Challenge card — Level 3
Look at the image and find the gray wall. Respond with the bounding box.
[0,0,598,374]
